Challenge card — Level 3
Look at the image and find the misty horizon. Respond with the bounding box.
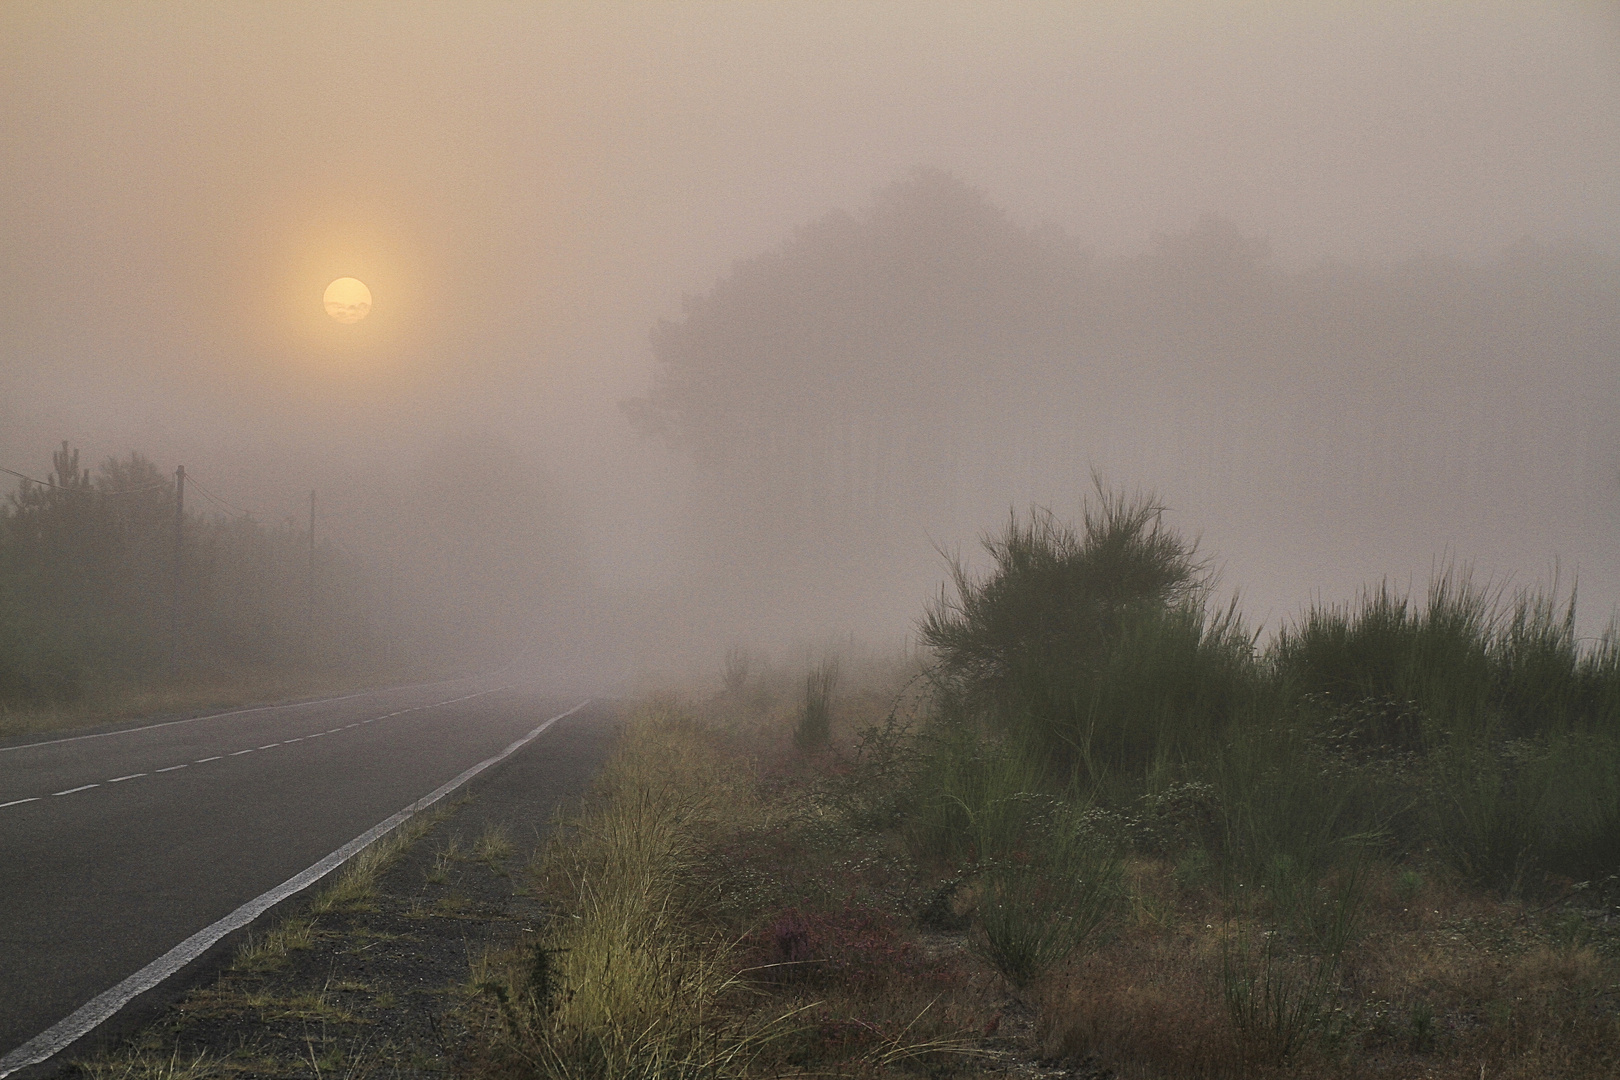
[3,3,1617,680]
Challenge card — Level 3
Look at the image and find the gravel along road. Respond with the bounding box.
[0,679,611,1075]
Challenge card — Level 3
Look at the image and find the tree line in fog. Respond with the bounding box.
[628,169,1618,633]
[0,442,382,705]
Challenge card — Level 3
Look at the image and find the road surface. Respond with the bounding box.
[0,679,615,1072]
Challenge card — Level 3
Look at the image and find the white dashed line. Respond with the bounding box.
[0,697,584,1079]
[0,677,473,754]
[4,684,515,814]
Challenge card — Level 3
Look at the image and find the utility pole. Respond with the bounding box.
[307,489,316,653]
[172,464,185,669]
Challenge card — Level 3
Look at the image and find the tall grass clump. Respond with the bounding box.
[972,792,1120,988]
[480,705,764,1078]
[1269,571,1494,749]
[1218,926,1347,1065]
[901,737,1121,987]
[1272,570,1620,748]
[793,658,838,751]
[1209,724,1385,899]
[1268,572,1620,892]
[722,645,752,693]
[920,482,1250,781]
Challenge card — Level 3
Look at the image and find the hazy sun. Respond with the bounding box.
[323,277,372,323]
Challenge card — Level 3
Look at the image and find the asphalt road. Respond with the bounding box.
[0,679,617,1067]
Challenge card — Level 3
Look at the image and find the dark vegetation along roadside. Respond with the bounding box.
[461,486,1617,1078]
[0,443,400,738]
[68,485,1619,1079]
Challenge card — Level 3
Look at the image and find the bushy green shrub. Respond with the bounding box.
[1269,572,1495,748]
[1063,601,1263,781]
[908,481,1619,913]
[1271,572,1620,748]
[920,483,1248,780]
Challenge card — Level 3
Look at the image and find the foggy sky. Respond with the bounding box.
[3,3,1617,663]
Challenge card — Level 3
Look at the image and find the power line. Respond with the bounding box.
[184,473,262,519]
[98,481,172,496]
[1,465,168,496]
[0,466,50,487]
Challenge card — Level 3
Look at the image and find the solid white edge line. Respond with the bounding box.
[0,696,588,1079]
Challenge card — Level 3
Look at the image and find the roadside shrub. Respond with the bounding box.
[1208,723,1387,890]
[1269,572,1495,749]
[920,482,1229,779]
[902,729,1040,866]
[1272,572,1620,748]
[1062,600,1262,782]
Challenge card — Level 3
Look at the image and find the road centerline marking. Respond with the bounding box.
[229,749,255,756]
[0,697,589,1078]
[0,676,478,754]
[1,797,40,809]
[156,765,187,773]
[108,774,146,783]
[52,784,99,796]
[195,756,222,763]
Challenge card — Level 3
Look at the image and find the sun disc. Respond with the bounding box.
[323,277,372,323]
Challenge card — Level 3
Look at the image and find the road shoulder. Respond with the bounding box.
[46,706,619,1080]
